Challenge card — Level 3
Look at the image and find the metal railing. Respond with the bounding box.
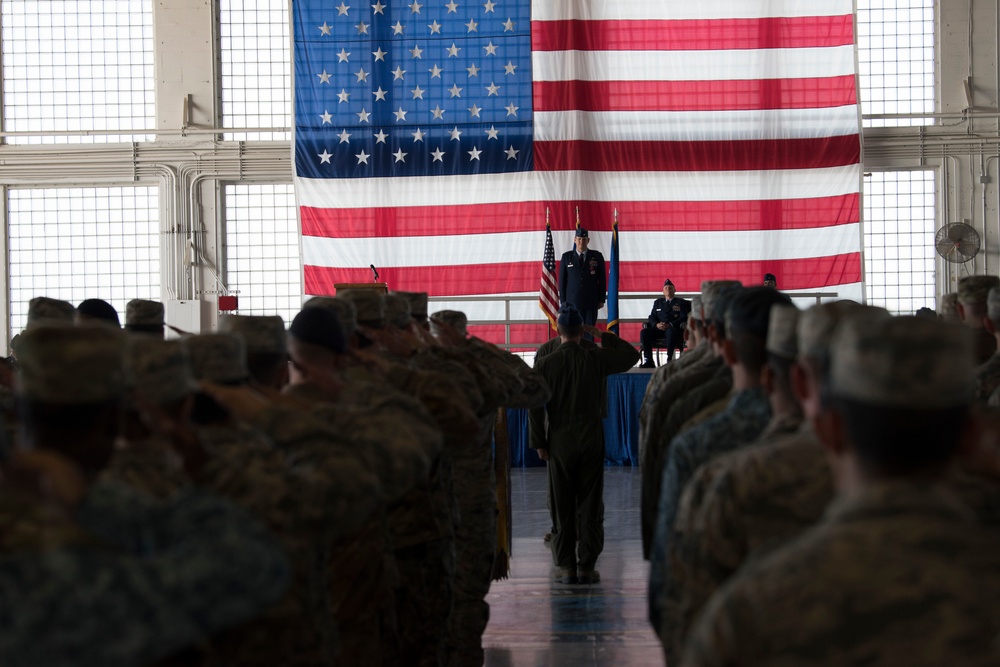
[428,292,839,350]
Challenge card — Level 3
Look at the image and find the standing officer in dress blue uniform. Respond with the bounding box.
[639,279,689,368]
[559,228,607,328]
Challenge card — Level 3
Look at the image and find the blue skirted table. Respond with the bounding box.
[506,371,651,468]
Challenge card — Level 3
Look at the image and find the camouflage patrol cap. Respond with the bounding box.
[182,333,248,384]
[940,292,960,322]
[989,287,1000,323]
[17,324,125,403]
[830,315,974,409]
[303,296,357,338]
[430,310,468,337]
[797,301,867,359]
[125,299,165,327]
[383,294,413,329]
[689,295,703,322]
[127,338,196,405]
[957,275,1000,305]
[340,290,385,328]
[26,297,75,328]
[395,291,429,322]
[700,280,742,323]
[766,304,800,359]
[710,285,743,325]
[218,314,286,355]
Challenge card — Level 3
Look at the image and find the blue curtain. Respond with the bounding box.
[507,372,651,468]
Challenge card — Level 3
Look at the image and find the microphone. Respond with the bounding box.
[370,264,379,282]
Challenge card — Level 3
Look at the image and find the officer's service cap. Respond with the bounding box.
[575,227,589,238]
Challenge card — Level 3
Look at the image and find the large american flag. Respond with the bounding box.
[292,0,862,346]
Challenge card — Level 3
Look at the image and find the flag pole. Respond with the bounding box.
[608,208,620,335]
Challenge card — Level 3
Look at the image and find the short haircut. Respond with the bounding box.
[558,323,584,339]
[833,396,966,476]
[726,287,794,374]
[17,398,119,473]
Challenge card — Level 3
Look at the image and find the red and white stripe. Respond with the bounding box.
[295,0,862,342]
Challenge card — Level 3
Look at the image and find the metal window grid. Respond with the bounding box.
[8,186,160,333]
[223,183,302,323]
[856,0,935,128]
[1,0,155,144]
[863,171,936,314]
[219,0,291,141]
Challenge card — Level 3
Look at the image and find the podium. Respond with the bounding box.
[334,282,388,294]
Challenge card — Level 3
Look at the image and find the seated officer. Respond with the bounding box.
[640,280,688,368]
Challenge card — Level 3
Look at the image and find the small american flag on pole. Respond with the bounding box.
[539,208,559,331]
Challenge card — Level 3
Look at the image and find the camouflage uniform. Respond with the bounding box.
[958,275,1000,365]
[680,483,1000,667]
[648,385,771,638]
[0,480,289,667]
[974,287,1000,403]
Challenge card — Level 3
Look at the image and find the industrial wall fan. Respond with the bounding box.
[935,222,981,264]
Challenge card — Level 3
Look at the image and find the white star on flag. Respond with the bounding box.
[468,146,482,160]
[373,86,388,101]
[320,110,332,123]
[394,107,408,121]
[356,150,370,164]
[448,84,463,97]
[409,0,422,13]
[445,0,459,11]
[319,22,331,35]
[410,45,423,59]
[374,129,388,143]
[411,128,425,141]
[429,64,443,78]
[431,105,445,119]
[357,21,369,34]
[338,89,350,103]
[373,47,387,61]
[357,108,371,122]
[483,41,498,55]
[465,18,478,32]
[338,129,352,143]
[371,1,386,13]
[486,125,499,139]
[505,102,518,116]
[447,43,461,57]
[356,67,368,82]
[412,85,425,99]
[336,2,349,15]
[318,70,332,83]
[466,63,480,77]
[337,49,351,62]
[429,20,442,33]
[504,61,517,75]
[503,18,515,31]
[449,127,463,140]
[483,0,495,12]
[486,82,499,96]
[318,149,332,163]
[505,145,519,160]
[394,149,408,162]
[468,104,481,117]
[393,66,406,80]
[431,148,445,161]
[392,21,405,34]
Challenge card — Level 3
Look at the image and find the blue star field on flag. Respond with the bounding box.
[293,0,533,179]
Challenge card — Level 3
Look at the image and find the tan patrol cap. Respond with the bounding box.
[125,299,165,327]
[957,275,1000,305]
[395,291,429,322]
[430,310,469,337]
[700,280,742,322]
[766,304,800,360]
[939,292,960,322]
[830,315,974,409]
[17,324,125,403]
[27,297,75,328]
[219,314,286,355]
[383,294,413,329]
[183,333,248,384]
[127,338,196,405]
[304,296,358,338]
[340,290,385,329]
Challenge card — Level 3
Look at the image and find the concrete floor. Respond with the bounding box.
[482,467,664,666]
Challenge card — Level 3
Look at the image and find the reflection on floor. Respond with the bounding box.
[483,467,664,667]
